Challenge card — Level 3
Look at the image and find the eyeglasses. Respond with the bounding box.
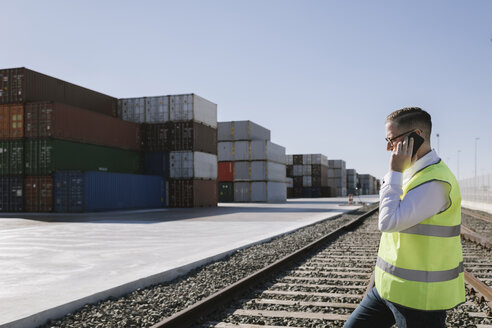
[385,129,416,150]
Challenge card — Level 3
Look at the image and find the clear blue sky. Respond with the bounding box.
[3,0,491,180]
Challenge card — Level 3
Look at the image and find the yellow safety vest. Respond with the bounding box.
[375,160,465,310]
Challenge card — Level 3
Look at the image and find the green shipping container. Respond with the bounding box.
[0,140,24,175]
[218,182,234,202]
[24,139,142,175]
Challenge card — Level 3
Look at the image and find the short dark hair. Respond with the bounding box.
[386,107,432,139]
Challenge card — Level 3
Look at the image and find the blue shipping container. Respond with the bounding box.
[54,171,166,212]
[144,152,170,177]
[0,176,24,212]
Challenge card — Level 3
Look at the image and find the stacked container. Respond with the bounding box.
[286,154,330,198]
[328,159,347,197]
[346,169,359,195]
[358,174,380,195]
[0,67,167,212]
[118,94,218,207]
[217,121,287,203]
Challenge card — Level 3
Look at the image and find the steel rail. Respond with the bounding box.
[461,225,492,249]
[150,205,379,328]
[462,208,492,224]
[464,270,492,312]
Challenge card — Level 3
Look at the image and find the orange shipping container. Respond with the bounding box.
[218,162,234,181]
[0,104,24,139]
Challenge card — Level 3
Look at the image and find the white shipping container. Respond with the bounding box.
[169,151,217,179]
[234,141,250,161]
[251,140,286,164]
[118,98,146,123]
[303,165,312,176]
[293,165,303,176]
[303,176,312,187]
[218,142,233,161]
[169,94,217,128]
[328,159,346,170]
[287,155,293,165]
[311,154,328,166]
[302,154,312,165]
[218,121,270,141]
[328,168,347,179]
[146,96,169,123]
[328,177,347,188]
[234,161,286,181]
[234,181,286,202]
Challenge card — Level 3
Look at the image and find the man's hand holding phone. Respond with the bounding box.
[390,134,422,172]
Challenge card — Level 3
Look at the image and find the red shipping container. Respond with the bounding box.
[169,179,217,208]
[24,102,141,150]
[218,162,234,181]
[25,176,53,212]
[0,104,24,139]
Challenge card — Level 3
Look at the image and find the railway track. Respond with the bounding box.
[150,206,492,328]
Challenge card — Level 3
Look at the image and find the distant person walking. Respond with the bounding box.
[344,107,465,327]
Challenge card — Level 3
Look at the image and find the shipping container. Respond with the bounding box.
[287,155,293,165]
[141,121,217,154]
[233,161,286,182]
[286,177,293,188]
[218,182,234,202]
[303,187,322,198]
[293,176,303,187]
[169,94,217,128]
[144,151,169,176]
[24,139,142,175]
[53,171,165,212]
[218,142,233,162]
[25,176,53,212]
[286,165,293,177]
[311,154,328,166]
[303,176,312,187]
[293,165,303,176]
[24,102,141,150]
[302,165,312,176]
[0,104,24,139]
[0,68,117,116]
[218,120,270,141]
[302,154,312,165]
[168,121,217,154]
[169,179,217,207]
[141,123,171,152]
[287,187,294,198]
[218,162,234,182]
[293,187,303,198]
[328,159,346,170]
[293,155,303,165]
[234,181,286,203]
[169,151,217,179]
[0,176,23,211]
[251,140,286,164]
[0,140,24,175]
[146,96,169,123]
[118,98,145,123]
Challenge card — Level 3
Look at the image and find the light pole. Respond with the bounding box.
[436,133,440,154]
[457,150,461,181]
[475,137,479,178]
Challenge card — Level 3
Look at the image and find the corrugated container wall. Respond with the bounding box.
[218,141,285,164]
[0,140,24,175]
[218,182,234,202]
[234,181,286,202]
[170,94,217,128]
[169,151,217,180]
[144,152,169,177]
[218,121,270,141]
[169,179,217,207]
[218,162,234,181]
[25,176,53,212]
[54,171,165,212]
[142,122,217,154]
[0,68,117,116]
[24,139,142,175]
[24,102,141,150]
[0,176,23,211]
[234,161,285,182]
[0,104,24,139]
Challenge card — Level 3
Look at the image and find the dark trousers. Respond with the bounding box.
[344,287,446,328]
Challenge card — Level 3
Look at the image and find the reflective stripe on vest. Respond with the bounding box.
[400,224,461,238]
[377,257,464,283]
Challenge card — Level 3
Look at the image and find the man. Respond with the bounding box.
[344,107,465,328]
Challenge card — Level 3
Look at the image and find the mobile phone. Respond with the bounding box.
[408,132,424,157]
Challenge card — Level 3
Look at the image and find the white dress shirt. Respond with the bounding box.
[378,149,450,232]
